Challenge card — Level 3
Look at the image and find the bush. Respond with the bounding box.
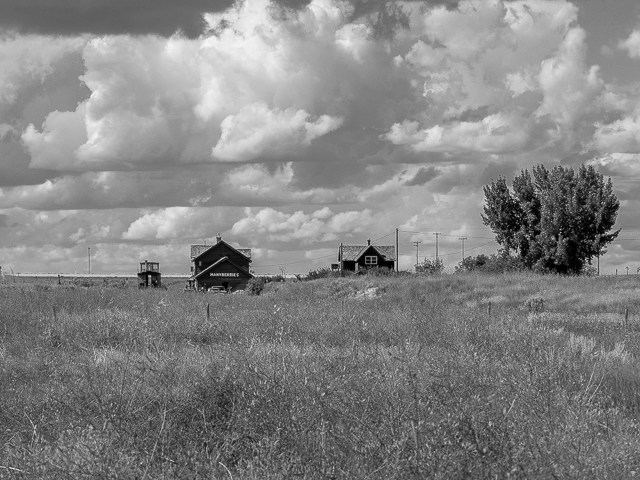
[306,267,340,280]
[246,277,266,295]
[455,252,523,274]
[416,258,444,275]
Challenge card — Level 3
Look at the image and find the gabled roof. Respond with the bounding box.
[340,245,396,261]
[190,241,251,261]
[189,256,253,281]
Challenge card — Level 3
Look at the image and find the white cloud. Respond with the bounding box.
[385,113,529,153]
[231,207,373,243]
[212,102,342,161]
[594,117,640,153]
[22,103,88,170]
[536,27,603,130]
[0,35,86,105]
[619,29,640,59]
[123,207,204,240]
[589,153,640,177]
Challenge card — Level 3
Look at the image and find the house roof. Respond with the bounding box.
[340,245,396,261]
[189,256,253,280]
[190,241,251,261]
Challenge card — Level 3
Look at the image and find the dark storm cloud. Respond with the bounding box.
[0,0,461,38]
[0,0,234,38]
[0,138,61,188]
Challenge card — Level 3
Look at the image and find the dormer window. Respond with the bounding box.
[365,256,378,265]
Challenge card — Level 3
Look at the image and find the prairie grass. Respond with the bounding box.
[2,273,640,478]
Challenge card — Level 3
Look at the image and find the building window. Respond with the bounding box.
[365,256,378,265]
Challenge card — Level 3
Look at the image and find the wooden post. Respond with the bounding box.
[488,301,491,316]
[625,307,629,326]
[206,303,210,321]
[58,274,61,285]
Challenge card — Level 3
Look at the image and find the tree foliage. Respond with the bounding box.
[482,164,620,274]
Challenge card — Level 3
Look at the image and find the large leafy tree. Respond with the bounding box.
[482,164,620,274]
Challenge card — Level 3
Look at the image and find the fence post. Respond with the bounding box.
[488,301,492,316]
[625,307,629,326]
[206,303,210,322]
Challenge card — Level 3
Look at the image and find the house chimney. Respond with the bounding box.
[367,238,371,245]
[216,233,222,243]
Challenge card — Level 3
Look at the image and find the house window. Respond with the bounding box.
[365,256,378,265]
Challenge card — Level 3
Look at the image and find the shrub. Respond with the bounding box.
[455,252,523,274]
[416,258,445,275]
[246,277,266,295]
[306,267,338,280]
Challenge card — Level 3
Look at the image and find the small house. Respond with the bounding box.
[187,235,253,292]
[338,239,396,272]
[138,261,162,288]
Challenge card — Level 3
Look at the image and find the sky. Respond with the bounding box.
[2,0,640,276]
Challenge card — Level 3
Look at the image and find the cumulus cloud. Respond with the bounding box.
[619,29,640,59]
[0,34,86,106]
[123,207,202,240]
[594,117,640,153]
[212,102,343,161]
[231,207,373,243]
[22,103,88,169]
[536,27,603,131]
[386,113,529,153]
[17,0,602,177]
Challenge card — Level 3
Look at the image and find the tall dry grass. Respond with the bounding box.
[1,273,640,478]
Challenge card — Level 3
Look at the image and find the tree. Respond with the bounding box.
[482,164,620,274]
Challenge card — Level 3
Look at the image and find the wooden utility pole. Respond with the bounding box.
[88,247,91,275]
[433,232,441,261]
[413,241,421,271]
[395,228,399,272]
[458,237,467,261]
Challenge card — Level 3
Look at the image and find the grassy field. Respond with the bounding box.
[2,273,640,478]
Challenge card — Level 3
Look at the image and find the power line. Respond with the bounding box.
[371,231,395,242]
[399,229,494,240]
[252,253,335,269]
[252,230,398,269]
